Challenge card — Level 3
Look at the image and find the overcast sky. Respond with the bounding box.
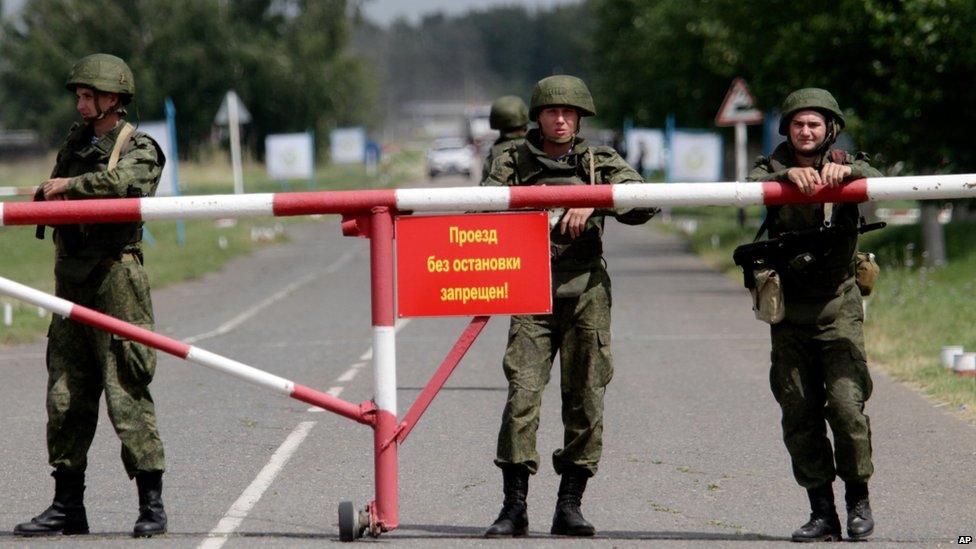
[361,0,582,26]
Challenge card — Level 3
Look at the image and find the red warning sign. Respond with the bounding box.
[396,212,552,317]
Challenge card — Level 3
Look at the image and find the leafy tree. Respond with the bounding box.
[0,0,374,156]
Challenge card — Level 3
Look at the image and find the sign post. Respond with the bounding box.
[716,78,763,225]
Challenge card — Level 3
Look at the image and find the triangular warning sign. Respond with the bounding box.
[715,78,763,126]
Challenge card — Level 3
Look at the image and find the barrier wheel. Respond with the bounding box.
[338,501,359,541]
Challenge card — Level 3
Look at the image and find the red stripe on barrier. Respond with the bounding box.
[69,305,191,358]
[3,198,142,226]
[373,409,399,531]
[291,384,374,425]
[762,179,869,205]
[509,184,615,209]
[272,190,397,217]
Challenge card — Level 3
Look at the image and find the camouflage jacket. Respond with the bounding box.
[748,142,882,300]
[50,121,164,283]
[483,129,655,282]
[480,133,524,185]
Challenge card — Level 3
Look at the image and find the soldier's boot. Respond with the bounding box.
[845,482,874,541]
[132,471,167,538]
[484,466,529,537]
[14,469,90,536]
[550,469,595,537]
[791,484,842,542]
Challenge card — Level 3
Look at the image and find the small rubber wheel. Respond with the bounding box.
[338,501,357,542]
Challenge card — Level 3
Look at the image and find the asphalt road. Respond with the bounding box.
[0,173,973,547]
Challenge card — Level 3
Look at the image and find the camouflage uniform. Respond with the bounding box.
[481,95,529,184]
[46,120,166,477]
[750,139,881,491]
[484,128,654,476]
[480,133,524,185]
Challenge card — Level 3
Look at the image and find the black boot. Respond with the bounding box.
[484,466,529,537]
[845,482,874,541]
[791,484,842,542]
[550,469,595,537]
[13,469,90,536]
[132,471,167,538]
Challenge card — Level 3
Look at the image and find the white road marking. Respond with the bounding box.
[197,275,412,543]
[185,249,356,344]
[197,421,316,549]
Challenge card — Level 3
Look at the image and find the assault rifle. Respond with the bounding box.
[732,221,886,289]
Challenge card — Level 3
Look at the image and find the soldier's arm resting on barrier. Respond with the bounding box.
[41,178,72,200]
[66,135,162,199]
[846,152,883,179]
[560,208,595,239]
[594,148,659,224]
[748,155,789,183]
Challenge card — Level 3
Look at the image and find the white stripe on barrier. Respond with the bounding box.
[866,174,976,202]
[186,347,295,395]
[140,194,275,220]
[0,277,73,318]
[612,182,767,207]
[396,186,511,212]
[372,325,397,414]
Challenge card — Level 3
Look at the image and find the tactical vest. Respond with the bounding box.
[509,132,604,270]
[51,122,152,282]
[764,145,859,298]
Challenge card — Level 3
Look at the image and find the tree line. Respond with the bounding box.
[591,0,976,174]
[2,0,973,176]
[0,0,372,157]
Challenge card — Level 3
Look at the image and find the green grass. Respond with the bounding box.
[665,208,976,423]
[0,148,424,345]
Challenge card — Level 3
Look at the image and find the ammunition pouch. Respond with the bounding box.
[750,267,785,325]
[854,251,879,296]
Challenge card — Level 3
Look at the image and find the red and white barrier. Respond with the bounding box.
[0,275,374,425]
[3,174,976,226]
[5,172,976,540]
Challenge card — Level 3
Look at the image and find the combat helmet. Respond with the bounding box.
[778,88,845,136]
[489,95,529,131]
[65,53,135,104]
[529,75,596,121]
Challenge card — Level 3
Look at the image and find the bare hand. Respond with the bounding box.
[560,207,594,239]
[820,162,852,187]
[786,167,822,196]
[42,178,71,200]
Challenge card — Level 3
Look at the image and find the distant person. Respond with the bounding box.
[747,88,882,542]
[480,95,528,184]
[481,75,657,538]
[15,53,168,538]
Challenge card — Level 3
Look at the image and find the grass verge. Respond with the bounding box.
[662,207,976,424]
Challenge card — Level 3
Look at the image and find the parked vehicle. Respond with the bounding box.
[426,138,474,179]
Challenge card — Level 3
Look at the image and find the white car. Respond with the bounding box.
[426,138,474,179]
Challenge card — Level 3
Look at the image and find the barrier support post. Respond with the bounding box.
[367,206,398,534]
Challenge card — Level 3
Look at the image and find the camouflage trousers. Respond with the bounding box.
[495,267,612,477]
[770,285,873,489]
[47,255,165,477]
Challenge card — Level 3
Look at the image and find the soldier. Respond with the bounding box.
[480,95,528,184]
[481,75,656,537]
[14,53,168,538]
[747,88,881,542]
